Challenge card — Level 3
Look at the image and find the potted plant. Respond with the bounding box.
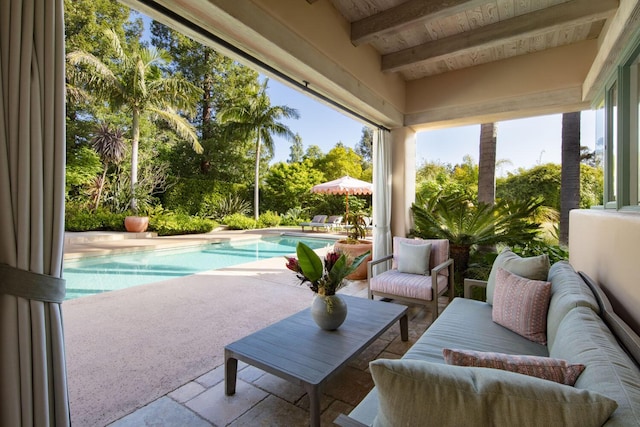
[334,210,373,280]
[285,242,369,330]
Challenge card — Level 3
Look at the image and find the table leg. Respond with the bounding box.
[305,384,321,427]
[225,351,238,396]
[399,313,408,342]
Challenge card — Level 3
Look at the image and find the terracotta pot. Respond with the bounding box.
[334,240,373,280]
[124,216,149,233]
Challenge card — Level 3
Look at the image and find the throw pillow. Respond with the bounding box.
[442,348,585,385]
[370,359,617,427]
[492,268,551,344]
[397,241,431,275]
[486,249,550,305]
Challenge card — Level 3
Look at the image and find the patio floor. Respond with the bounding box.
[63,229,445,426]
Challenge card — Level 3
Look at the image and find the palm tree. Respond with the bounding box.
[90,122,126,211]
[478,123,497,205]
[560,112,581,245]
[411,192,542,294]
[67,29,203,212]
[218,80,299,220]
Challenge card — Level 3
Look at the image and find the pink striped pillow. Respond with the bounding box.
[443,348,585,386]
[492,268,551,345]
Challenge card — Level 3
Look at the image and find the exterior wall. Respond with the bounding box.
[390,128,416,238]
[569,209,640,334]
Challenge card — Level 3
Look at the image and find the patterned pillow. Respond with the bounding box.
[492,268,552,344]
[442,348,585,386]
[486,249,550,305]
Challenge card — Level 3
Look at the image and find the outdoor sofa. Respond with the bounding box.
[336,251,640,426]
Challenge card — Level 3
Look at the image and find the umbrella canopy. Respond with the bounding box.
[311,176,373,195]
[311,176,373,219]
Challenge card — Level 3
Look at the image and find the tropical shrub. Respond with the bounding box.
[223,213,257,230]
[65,207,127,231]
[257,211,281,228]
[205,195,252,221]
[411,192,543,295]
[149,212,216,236]
[280,207,306,226]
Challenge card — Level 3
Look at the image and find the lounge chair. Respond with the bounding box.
[300,215,327,232]
[315,215,343,232]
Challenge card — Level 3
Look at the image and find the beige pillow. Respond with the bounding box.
[442,348,585,385]
[486,249,550,305]
[492,268,551,344]
[370,359,617,427]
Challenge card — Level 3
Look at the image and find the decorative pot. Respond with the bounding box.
[124,216,149,233]
[311,294,347,330]
[334,240,373,280]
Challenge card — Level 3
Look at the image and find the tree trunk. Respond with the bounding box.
[254,132,261,221]
[478,123,497,206]
[93,166,108,212]
[560,112,581,245]
[449,244,471,297]
[130,109,140,213]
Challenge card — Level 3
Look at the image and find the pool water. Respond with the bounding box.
[63,236,334,300]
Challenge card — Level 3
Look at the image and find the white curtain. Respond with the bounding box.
[372,128,392,262]
[0,0,70,425]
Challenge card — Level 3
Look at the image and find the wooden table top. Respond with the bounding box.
[225,295,408,386]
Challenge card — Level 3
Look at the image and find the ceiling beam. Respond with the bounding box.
[351,0,485,46]
[381,0,619,73]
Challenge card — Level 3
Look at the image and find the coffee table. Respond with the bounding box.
[224,295,408,427]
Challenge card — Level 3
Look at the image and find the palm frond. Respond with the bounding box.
[148,106,202,153]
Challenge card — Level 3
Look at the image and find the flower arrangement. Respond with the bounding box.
[285,242,370,296]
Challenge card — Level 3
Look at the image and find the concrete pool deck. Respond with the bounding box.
[62,229,444,426]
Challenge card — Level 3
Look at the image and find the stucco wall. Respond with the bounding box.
[569,209,640,334]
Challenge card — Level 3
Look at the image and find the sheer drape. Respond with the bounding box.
[0,0,70,425]
[373,128,392,261]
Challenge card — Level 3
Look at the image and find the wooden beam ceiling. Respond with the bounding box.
[379,0,618,73]
[351,0,486,46]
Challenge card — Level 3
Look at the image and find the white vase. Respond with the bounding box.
[310,294,347,330]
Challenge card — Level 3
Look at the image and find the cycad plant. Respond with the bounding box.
[411,192,542,291]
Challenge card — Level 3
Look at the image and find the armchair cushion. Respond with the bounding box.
[370,270,449,301]
[397,241,431,275]
[392,237,449,276]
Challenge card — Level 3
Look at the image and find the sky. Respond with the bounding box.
[265,77,597,177]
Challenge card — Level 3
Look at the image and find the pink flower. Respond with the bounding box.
[285,256,301,273]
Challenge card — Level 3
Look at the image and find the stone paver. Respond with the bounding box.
[107,397,211,427]
[229,395,309,427]
[186,380,268,426]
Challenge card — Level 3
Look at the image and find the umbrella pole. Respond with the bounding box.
[345,193,349,223]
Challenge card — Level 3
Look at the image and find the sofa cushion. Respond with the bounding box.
[486,249,550,305]
[550,306,640,425]
[403,298,548,364]
[369,358,617,427]
[492,268,551,344]
[397,241,431,275]
[546,261,600,350]
[442,348,585,385]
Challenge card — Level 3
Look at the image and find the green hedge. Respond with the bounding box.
[149,212,216,236]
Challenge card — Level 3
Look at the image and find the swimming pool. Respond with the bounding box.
[63,236,334,300]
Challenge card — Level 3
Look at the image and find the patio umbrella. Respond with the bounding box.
[311,175,373,219]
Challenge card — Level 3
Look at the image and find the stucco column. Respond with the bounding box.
[390,127,416,237]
